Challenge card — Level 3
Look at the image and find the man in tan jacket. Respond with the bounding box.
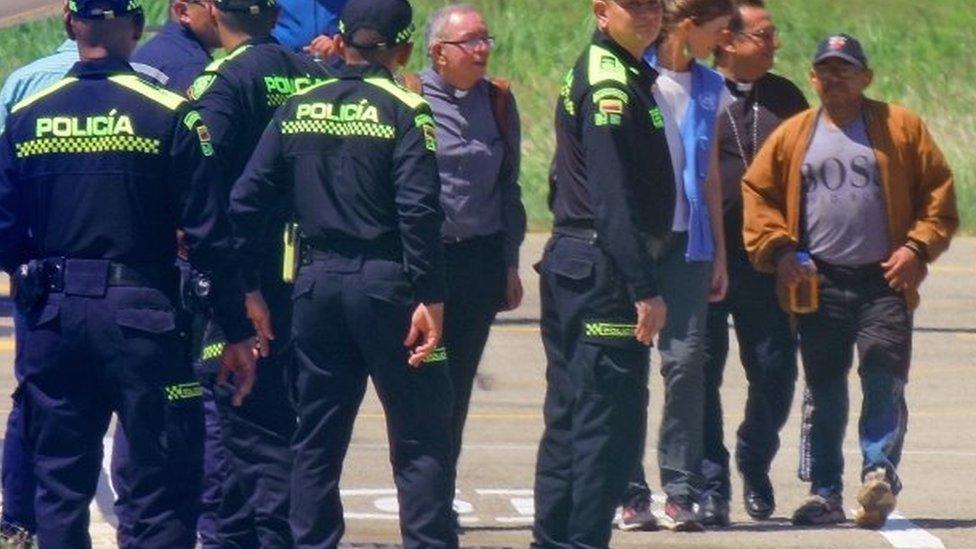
[742,33,957,529]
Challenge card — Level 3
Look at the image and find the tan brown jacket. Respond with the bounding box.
[742,98,958,309]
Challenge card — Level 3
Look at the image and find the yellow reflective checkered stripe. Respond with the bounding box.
[268,93,291,107]
[11,78,79,114]
[583,322,636,338]
[15,135,161,158]
[364,77,427,110]
[200,341,226,361]
[280,119,396,139]
[109,75,185,111]
[164,382,203,401]
[422,346,448,364]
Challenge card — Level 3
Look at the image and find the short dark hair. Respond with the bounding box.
[219,6,278,36]
[729,0,765,34]
[346,28,406,66]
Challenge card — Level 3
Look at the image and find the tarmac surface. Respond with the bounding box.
[0,234,974,547]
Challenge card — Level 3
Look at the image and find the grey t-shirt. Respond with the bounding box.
[802,113,889,265]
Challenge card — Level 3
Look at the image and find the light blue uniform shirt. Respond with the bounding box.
[0,40,79,133]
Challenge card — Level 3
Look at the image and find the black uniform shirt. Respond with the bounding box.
[190,36,330,290]
[550,31,675,300]
[0,58,251,341]
[717,72,808,254]
[230,63,446,303]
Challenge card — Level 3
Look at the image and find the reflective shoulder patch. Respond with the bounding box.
[11,77,79,114]
[203,45,252,73]
[109,75,185,111]
[587,45,628,87]
[291,78,339,98]
[186,72,217,101]
[188,73,217,100]
[364,77,427,110]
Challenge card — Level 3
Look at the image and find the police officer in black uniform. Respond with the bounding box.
[0,0,257,547]
[531,1,674,547]
[187,1,329,545]
[229,0,456,546]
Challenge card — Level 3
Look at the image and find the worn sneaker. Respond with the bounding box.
[0,520,33,549]
[854,468,897,529]
[617,495,659,531]
[660,496,705,532]
[791,491,845,526]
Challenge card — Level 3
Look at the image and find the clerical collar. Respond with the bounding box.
[735,81,754,93]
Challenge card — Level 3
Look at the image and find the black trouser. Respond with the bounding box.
[20,259,203,548]
[797,261,911,496]
[532,234,649,549]
[443,234,506,488]
[701,250,797,499]
[212,278,295,548]
[289,251,457,549]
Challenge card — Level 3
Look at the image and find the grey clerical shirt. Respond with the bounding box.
[419,67,526,266]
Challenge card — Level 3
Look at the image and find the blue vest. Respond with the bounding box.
[645,49,724,261]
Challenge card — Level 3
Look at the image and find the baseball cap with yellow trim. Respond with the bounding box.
[68,0,143,20]
[340,0,415,49]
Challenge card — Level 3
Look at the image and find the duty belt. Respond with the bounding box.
[41,258,174,293]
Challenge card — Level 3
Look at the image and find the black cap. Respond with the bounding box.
[68,0,143,19]
[340,0,415,49]
[212,0,279,14]
[813,33,869,69]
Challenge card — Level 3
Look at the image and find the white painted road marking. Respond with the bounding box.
[848,510,946,549]
[0,437,952,548]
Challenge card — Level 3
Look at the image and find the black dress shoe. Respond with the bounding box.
[743,477,775,520]
[697,493,731,527]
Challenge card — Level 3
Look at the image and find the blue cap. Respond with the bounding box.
[68,0,143,19]
[813,33,868,69]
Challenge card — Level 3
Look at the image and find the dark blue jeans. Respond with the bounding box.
[797,262,911,496]
[701,250,797,499]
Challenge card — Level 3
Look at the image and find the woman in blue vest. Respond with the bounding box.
[617,0,734,534]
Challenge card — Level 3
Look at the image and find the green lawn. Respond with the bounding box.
[2,0,972,229]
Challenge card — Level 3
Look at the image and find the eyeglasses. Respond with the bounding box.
[440,36,496,51]
[737,27,779,43]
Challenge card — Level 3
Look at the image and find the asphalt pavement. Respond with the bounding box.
[1,234,975,547]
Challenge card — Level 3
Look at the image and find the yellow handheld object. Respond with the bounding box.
[282,222,299,283]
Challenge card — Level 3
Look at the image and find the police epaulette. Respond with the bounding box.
[109,75,186,111]
[587,45,628,88]
[11,77,79,114]
[364,77,427,110]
